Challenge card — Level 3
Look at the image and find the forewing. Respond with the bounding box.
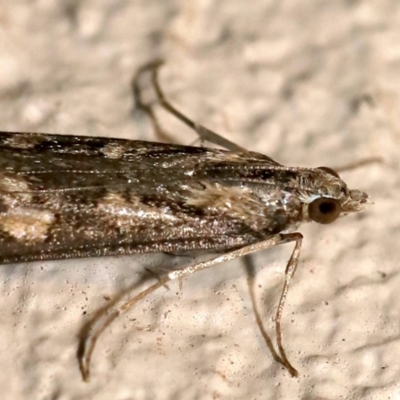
[0,132,279,263]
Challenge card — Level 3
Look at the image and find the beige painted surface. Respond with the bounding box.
[0,1,398,399]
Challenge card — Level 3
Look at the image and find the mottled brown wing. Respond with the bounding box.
[0,132,285,264]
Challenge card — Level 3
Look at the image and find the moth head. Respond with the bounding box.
[305,167,370,225]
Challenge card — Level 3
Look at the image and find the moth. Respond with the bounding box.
[0,61,370,381]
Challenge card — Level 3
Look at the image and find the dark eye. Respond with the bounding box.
[308,198,341,224]
[317,166,340,178]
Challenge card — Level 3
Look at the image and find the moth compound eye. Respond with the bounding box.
[317,166,340,179]
[308,197,341,224]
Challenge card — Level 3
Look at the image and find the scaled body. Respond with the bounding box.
[0,131,367,264]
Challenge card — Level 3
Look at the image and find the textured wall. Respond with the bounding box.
[0,1,398,399]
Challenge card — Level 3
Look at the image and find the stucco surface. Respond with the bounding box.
[0,1,399,399]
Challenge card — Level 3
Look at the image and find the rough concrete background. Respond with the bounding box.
[0,1,399,399]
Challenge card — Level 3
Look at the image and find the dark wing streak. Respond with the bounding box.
[0,131,282,170]
[0,177,260,265]
[0,235,255,265]
[4,185,125,194]
[0,131,286,264]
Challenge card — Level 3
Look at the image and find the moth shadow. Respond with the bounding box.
[243,255,283,369]
[76,252,196,379]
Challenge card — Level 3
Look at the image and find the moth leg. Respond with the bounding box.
[132,60,175,144]
[332,156,383,173]
[144,267,170,290]
[274,233,303,377]
[133,60,248,152]
[78,232,302,382]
